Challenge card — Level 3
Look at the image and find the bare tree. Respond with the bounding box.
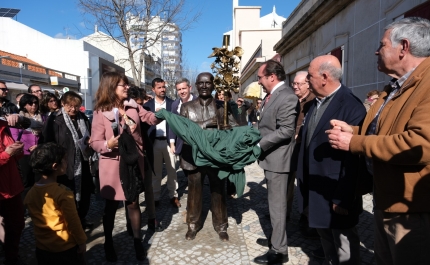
[78,0,200,86]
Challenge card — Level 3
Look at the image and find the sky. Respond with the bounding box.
[1,0,301,74]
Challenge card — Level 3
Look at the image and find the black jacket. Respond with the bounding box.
[0,98,19,115]
[41,111,92,179]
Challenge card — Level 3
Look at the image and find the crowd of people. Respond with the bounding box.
[1,16,430,265]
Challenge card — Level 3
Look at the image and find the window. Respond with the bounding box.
[405,1,430,19]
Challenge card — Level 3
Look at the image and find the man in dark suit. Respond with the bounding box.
[169,78,195,156]
[144,78,180,208]
[296,55,366,265]
[254,60,299,264]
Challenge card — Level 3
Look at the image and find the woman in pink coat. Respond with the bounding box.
[90,72,159,262]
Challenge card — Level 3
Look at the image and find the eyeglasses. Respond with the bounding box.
[117,84,129,88]
[28,101,38,106]
[64,104,80,110]
[0,88,8,92]
[31,90,42,94]
[291,82,308,87]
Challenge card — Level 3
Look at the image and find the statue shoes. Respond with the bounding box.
[185,223,202,240]
[218,231,229,242]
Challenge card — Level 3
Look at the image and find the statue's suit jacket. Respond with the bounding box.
[258,83,299,173]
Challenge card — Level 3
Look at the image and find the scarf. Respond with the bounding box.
[61,107,89,202]
[20,111,44,135]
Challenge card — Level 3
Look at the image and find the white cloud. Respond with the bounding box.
[79,22,86,28]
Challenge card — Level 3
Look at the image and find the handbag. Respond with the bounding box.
[118,124,144,202]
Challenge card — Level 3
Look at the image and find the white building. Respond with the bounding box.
[223,1,286,96]
[125,13,182,93]
[0,17,119,109]
[83,28,161,91]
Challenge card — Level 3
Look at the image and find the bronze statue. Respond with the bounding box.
[180,72,238,241]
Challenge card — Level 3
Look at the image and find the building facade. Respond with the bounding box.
[0,17,118,109]
[274,0,429,100]
[126,13,182,96]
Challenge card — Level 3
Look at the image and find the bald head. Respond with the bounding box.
[307,55,342,98]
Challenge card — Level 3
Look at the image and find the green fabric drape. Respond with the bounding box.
[155,109,261,197]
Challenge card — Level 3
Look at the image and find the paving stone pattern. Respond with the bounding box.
[4,161,375,264]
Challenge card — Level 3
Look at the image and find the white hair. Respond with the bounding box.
[385,17,430,58]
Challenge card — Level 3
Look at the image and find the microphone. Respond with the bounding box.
[111,122,119,137]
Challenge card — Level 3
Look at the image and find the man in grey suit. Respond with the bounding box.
[254,60,299,264]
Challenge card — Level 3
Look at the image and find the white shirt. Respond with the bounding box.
[262,81,284,111]
[155,98,167,137]
[177,94,194,113]
[171,94,194,143]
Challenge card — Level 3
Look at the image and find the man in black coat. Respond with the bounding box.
[144,78,180,208]
[296,55,366,265]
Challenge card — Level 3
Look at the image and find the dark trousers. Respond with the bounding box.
[186,167,228,232]
[0,195,24,262]
[57,162,94,224]
[36,245,85,265]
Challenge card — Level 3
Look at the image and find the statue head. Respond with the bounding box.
[195,72,214,99]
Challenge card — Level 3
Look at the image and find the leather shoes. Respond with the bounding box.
[256,238,271,247]
[104,241,117,262]
[170,197,181,207]
[148,218,164,232]
[218,231,229,242]
[254,249,289,264]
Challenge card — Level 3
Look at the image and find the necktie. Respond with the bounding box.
[265,93,271,104]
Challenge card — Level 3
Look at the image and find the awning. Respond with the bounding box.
[6,82,28,91]
[243,82,262,99]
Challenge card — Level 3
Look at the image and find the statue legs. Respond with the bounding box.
[185,167,228,241]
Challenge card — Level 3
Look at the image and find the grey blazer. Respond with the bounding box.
[258,83,299,173]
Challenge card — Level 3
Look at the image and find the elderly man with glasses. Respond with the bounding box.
[0,81,19,115]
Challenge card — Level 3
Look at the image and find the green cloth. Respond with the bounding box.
[155,109,261,197]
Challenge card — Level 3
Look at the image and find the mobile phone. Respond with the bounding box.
[17,130,24,141]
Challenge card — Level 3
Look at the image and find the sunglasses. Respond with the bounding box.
[28,101,38,106]
[0,88,8,92]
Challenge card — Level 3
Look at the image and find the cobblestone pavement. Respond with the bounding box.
[6,161,375,264]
